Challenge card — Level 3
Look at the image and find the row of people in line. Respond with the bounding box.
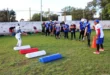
[42,21,76,39]
[42,19,91,46]
[42,19,104,54]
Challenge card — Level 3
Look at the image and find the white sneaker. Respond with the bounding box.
[100,49,104,52]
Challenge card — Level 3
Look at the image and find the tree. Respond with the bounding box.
[101,2,110,20]
[61,6,74,15]
[0,10,7,22]
[9,10,16,22]
[87,0,110,20]
[31,12,58,21]
[31,13,48,21]
[50,14,58,21]
[71,8,83,20]
[31,13,40,21]
[0,9,16,22]
[61,6,95,20]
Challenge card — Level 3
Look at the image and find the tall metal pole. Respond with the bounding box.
[40,0,42,23]
[7,8,9,22]
[29,7,31,21]
[48,8,50,21]
[83,9,85,18]
[101,13,102,20]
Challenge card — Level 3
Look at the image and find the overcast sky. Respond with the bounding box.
[0,0,93,21]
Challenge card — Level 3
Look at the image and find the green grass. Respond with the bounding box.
[0,30,110,75]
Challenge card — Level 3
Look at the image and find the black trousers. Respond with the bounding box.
[79,30,84,40]
[54,30,56,37]
[97,44,104,51]
[45,29,50,36]
[64,32,68,39]
[42,27,45,34]
[86,33,91,46]
[71,30,76,40]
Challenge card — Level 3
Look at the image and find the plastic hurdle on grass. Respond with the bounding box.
[19,48,39,54]
[39,53,62,63]
[13,45,31,50]
[25,50,46,58]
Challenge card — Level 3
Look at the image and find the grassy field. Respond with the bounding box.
[0,30,110,75]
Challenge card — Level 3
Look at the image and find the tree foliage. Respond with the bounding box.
[0,9,16,22]
[31,12,58,21]
[86,0,110,20]
[31,13,48,21]
[61,6,95,20]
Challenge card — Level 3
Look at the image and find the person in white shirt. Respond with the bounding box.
[55,24,61,39]
[15,24,22,47]
[93,19,104,54]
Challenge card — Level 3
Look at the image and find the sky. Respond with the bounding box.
[0,0,93,21]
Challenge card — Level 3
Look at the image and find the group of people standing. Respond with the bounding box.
[42,21,76,39]
[42,19,91,46]
[11,18,104,55]
[42,19,104,54]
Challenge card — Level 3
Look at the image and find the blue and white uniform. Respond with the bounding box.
[63,23,69,39]
[85,22,91,34]
[15,25,22,47]
[95,23,104,44]
[55,24,61,36]
[84,20,91,46]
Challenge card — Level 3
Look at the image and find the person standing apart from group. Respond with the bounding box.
[15,24,22,47]
[93,19,104,54]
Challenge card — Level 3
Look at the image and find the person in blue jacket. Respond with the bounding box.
[63,22,69,39]
[84,19,91,47]
[79,19,85,41]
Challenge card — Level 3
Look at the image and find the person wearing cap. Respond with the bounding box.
[79,19,85,41]
[63,22,69,39]
[15,24,22,47]
[93,19,104,54]
[70,23,76,40]
[84,19,91,47]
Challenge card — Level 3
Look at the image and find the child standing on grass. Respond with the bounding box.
[15,24,22,47]
[70,23,76,40]
[93,19,104,54]
[42,22,45,35]
[84,19,91,47]
[55,24,61,39]
[79,19,85,41]
[63,22,69,39]
[45,22,50,36]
